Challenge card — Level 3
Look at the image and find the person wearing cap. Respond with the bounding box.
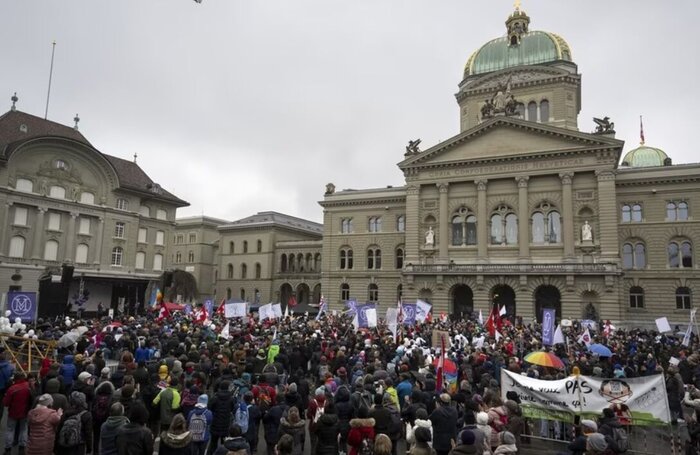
[493,431,516,455]
[100,403,129,455]
[585,433,614,455]
[73,371,96,405]
[56,391,93,455]
[409,426,435,455]
[448,429,477,455]
[567,420,598,455]
[430,394,458,455]
[27,394,62,455]
[4,371,32,455]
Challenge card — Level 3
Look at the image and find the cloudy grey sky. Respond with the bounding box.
[1,1,697,223]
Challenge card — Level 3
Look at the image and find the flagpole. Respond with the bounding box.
[45,41,56,120]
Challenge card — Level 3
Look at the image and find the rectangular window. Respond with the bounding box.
[116,198,128,211]
[629,293,644,309]
[114,222,125,238]
[135,252,145,269]
[155,230,165,246]
[13,207,28,226]
[78,217,91,235]
[189,233,197,243]
[138,228,147,243]
[48,212,61,231]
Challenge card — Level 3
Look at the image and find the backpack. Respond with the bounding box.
[353,391,372,411]
[58,411,86,447]
[258,387,272,414]
[313,399,325,424]
[611,427,629,453]
[189,411,208,442]
[181,390,198,410]
[358,436,374,455]
[235,403,250,434]
[93,394,111,422]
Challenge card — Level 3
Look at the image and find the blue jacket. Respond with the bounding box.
[59,355,77,388]
[0,360,14,391]
[187,406,214,442]
[396,380,413,409]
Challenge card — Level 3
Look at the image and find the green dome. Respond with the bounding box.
[621,145,670,167]
[464,30,572,77]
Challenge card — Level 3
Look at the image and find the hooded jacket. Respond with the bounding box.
[278,416,306,455]
[262,402,289,444]
[26,405,61,455]
[347,418,376,455]
[208,388,235,436]
[115,422,154,455]
[159,430,192,455]
[407,419,433,448]
[100,416,130,455]
[212,437,250,455]
[335,386,354,441]
[430,404,459,453]
[3,377,32,419]
[60,356,77,389]
[45,378,69,411]
[313,413,340,455]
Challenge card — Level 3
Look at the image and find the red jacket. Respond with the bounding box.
[3,378,32,419]
[347,417,376,455]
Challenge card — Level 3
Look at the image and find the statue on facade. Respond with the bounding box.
[581,220,593,242]
[425,226,435,246]
[405,139,422,155]
[593,116,615,134]
[325,182,336,195]
[481,76,520,120]
[39,178,48,196]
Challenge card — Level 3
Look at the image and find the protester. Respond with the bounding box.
[188,394,214,455]
[407,408,433,449]
[55,391,93,455]
[4,371,32,455]
[313,402,340,455]
[374,434,393,455]
[347,406,376,455]
[212,425,249,455]
[449,429,478,455]
[115,403,154,455]
[26,394,62,455]
[410,427,436,455]
[159,414,192,455]
[430,394,459,455]
[100,403,129,455]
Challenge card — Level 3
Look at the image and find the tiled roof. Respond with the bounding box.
[0,109,188,206]
[221,211,322,235]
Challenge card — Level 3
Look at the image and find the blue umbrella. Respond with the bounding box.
[589,343,613,357]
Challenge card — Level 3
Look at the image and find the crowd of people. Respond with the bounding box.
[0,306,699,455]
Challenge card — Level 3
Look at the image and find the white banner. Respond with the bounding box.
[271,303,283,319]
[501,369,670,425]
[415,299,431,322]
[224,302,247,318]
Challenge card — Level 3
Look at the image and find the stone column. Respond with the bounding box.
[0,202,12,256]
[560,172,575,258]
[596,170,619,260]
[516,176,530,259]
[93,217,105,264]
[31,207,46,260]
[405,185,421,263]
[65,212,78,262]
[476,179,488,260]
[437,183,449,261]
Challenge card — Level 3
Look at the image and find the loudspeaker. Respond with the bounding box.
[163,271,174,288]
[61,265,74,283]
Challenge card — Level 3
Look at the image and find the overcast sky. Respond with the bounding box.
[1,1,697,223]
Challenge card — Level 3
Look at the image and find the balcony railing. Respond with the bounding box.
[403,262,618,275]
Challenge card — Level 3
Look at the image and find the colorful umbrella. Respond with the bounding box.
[589,343,613,357]
[524,351,565,369]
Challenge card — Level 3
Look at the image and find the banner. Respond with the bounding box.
[386,308,399,341]
[542,308,555,346]
[415,300,431,322]
[402,303,417,325]
[357,304,377,328]
[204,299,213,317]
[8,291,37,322]
[501,369,671,425]
[345,299,358,316]
[271,303,283,319]
[224,302,247,318]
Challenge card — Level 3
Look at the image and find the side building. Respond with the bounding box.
[0,103,188,316]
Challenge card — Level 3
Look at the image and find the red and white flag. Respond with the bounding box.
[578,328,592,346]
[288,295,297,308]
[157,302,171,322]
[436,334,446,392]
[193,305,208,324]
[215,298,226,316]
[485,304,502,336]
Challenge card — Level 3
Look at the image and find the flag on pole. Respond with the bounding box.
[157,302,171,321]
[283,304,289,319]
[415,300,432,323]
[193,305,208,324]
[436,334,446,392]
[288,295,297,308]
[215,298,226,316]
[682,325,693,347]
[640,115,645,144]
[553,325,565,345]
[603,320,616,337]
[357,303,377,328]
[220,322,230,339]
[577,328,592,346]
[499,305,507,317]
[495,330,503,342]
[402,303,417,325]
[485,304,500,336]
[345,299,358,316]
[315,296,327,321]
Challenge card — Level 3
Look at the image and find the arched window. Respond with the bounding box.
[490,205,517,245]
[451,207,478,246]
[257,240,262,253]
[188,251,194,262]
[679,202,689,221]
[8,236,25,258]
[516,103,525,118]
[622,242,646,269]
[241,263,248,279]
[255,263,261,279]
[341,218,353,234]
[531,203,560,244]
[43,240,59,261]
[532,212,545,243]
[621,204,631,222]
[306,253,313,271]
[395,247,404,269]
[340,283,350,301]
[15,178,33,193]
[314,253,322,271]
[368,283,379,302]
[76,243,89,264]
[397,215,406,232]
[229,241,234,254]
[135,251,145,269]
[138,205,150,217]
[227,263,234,278]
[80,192,95,205]
[243,241,248,253]
[240,288,246,301]
[226,288,232,299]
[667,202,678,221]
[340,248,353,270]
[490,214,502,244]
[297,253,304,271]
[367,248,381,269]
[540,99,550,122]
[289,255,296,272]
[368,217,382,233]
[49,185,65,199]
[156,209,167,220]
[669,240,693,268]
[632,204,643,222]
[280,254,288,272]
[629,286,644,308]
[677,287,692,310]
[527,101,537,122]
[635,243,646,268]
[153,254,163,271]
[175,252,182,263]
[111,247,123,266]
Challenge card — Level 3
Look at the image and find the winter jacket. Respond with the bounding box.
[313,413,340,455]
[335,386,354,442]
[208,389,236,437]
[187,407,213,443]
[158,430,192,455]
[410,442,436,455]
[449,443,479,455]
[3,377,32,419]
[55,408,93,455]
[46,378,69,411]
[153,386,181,427]
[100,416,130,455]
[430,405,459,453]
[487,407,508,448]
[307,396,327,432]
[493,443,517,455]
[278,417,306,455]
[396,380,413,409]
[462,424,489,455]
[26,405,61,455]
[347,418,376,455]
[212,437,250,455]
[0,359,14,391]
[115,423,154,455]
[370,404,393,437]
[60,356,78,389]
[262,403,288,444]
[407,419,433,448]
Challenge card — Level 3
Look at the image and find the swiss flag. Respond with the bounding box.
[288,295,297,308]
[485,304,502,337]
[193,305,208,324]
[215,298,226,316]
[157,302,171,322]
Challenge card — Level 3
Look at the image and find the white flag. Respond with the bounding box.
[553,325,565,345]
[577,328,592,346]
[220,322,230,339]
[283,305,289,319]
[271,303,283,319]
[478,310,484,325]
[366,308,378,328]
[499,306,507,316]
[683,325,693,347]
[495,330,503,342]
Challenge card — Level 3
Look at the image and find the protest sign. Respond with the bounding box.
[655,317,672,333]
[432,330,450,350]
[224,302,247,318]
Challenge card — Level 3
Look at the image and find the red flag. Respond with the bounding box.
[157,302,171,322]
[436,335,445,392]
[215,298,225,316]
[193,305,208,324]
[288,295,297,308]
[485,304,501,337]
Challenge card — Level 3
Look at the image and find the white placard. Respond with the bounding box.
[655,317,672,333]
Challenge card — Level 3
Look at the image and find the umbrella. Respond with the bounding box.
[589,343,613,357]
[57,331,80,348]
[524,351,565,369]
